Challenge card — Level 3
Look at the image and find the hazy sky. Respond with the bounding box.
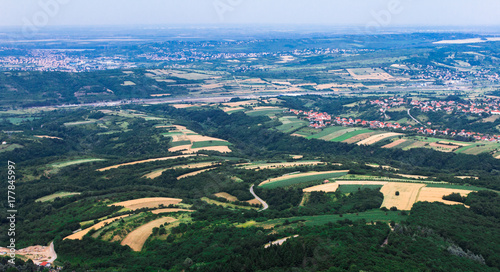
[0,0,499,28]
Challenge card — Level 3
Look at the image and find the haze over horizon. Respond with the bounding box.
[0,0,499,30]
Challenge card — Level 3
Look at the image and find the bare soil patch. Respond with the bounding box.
[382,139,407,149]
[121,217,177,251]
[109,197,183,210]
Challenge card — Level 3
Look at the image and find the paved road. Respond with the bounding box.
[407,108,425,127]
[250,185,269,212]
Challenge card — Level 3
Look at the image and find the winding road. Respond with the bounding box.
[407,108,426,127]
[250,185,269,211]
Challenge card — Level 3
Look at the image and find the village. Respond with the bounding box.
[289,105,500,142]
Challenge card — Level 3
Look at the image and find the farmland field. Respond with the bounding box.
[356,132,403,146]
[416,187,473,206]
[303,183,339,193]
[121,217,177,251]
[337,185,384,193]
[50,158,106,168]
[109,197,183,210]
[97,155,197,171]
[64,215,131,240]
[306,126,348,139]
[240,160,325,170]
[259,170,349,189]
[331,129,374,142]
[36,192,81,202]
[380,182,426,210]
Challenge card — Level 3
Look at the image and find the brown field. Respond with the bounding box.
[172,104,206,108]
[97,155,197,171]
[382,139,407,149]
[396,174,429,180]
[151,208,194,214]
[214,192,239,202]
[168,144,192,153]
[144,162,219,179]
[303,183,339,193]
[291,155,304,159]
[342,132,376,144]
[259,170,349,186]
[64,215,130,240]
[246,198,261,205]
[404,141,427,150]
[380,182,426,210]
[416,187,473,206]
[189,146,232,153]
[223,107,244,112]
[241,161,325,170]
[335,180,388,185]
[121,217,177,251]
[357,133,402,146]
[34,135,63,140]
[319,128,359,141]
[291,133,306,137]
[429,142,459,151]
[109,197,183,210]
[437,141,470,147]
[177,168,216,180]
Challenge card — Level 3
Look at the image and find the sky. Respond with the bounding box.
[0,0,499,28]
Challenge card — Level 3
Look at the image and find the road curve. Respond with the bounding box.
[407,108,425,127]
[250,185,269,211]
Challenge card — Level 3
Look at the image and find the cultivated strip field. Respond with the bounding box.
[335,180,389,185]
[151,208,194,214]
[109,197,183,210]
[97,155,197,171]
[241,161,325,170]
[144,161,219,179]
[165,125,232,154]
[36,192,81,202]
[303,183,339,193]
[416,187,473,206]
[50,158,106,168]
[34,135,63,140]
[380,182,426,210]
[121,217,177,251]
[177,167,216,180]
[357,133,402,146]
[64,215,130,240]
[259,170,349,188]
[382,139,407,149]
[214,192,238,202]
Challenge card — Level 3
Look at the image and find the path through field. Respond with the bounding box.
[250,185,269,211]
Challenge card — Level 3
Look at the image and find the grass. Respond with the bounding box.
[201,197,258,210]
[337,185,384,194]
[251,210,407,228]
[50,158,106,168]
[390,139,416,149]
[36,192,81,202]
[307,126,348,139]
[276,118,308,133]
[170,141,191,147]
[261,171,348,189]
[424,183,489,191]
[191,141,232,148]
[0,144,23,153]
[245,109,285,117]
[331,129,373,142]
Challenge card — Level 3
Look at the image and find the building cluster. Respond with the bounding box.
[371,97,500,115]
[388,63,499,83]
[288,108,500,142]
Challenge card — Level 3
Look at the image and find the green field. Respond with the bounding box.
[36,192,81,202]
[0,144,23,153]
[275,116,308,133]
[50,158,106,168]
[261,171,348,189]
[170,141,191,147]
[245,108,285,117]
[331,129,373,142]
[390,139,416,149]
[253,210,407,228]
[337,185,384,194]
[307,126,348,139]
[191,141,232,148]
[424,183,489,191]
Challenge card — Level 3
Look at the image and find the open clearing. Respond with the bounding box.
[109,197,183,210]
[264,235,299,248]
[331,129,373,142]
[342,132,377,144]
[335,180,389,185]
[380,182,426,210]
[215,192,238,201]
[64,215,130,240]
[0,242,57,265]
[357,133,403,146]
[382,139,407,149]
[36,192,81,202]
[97,155,197,171]
[201,197,258,210]
[259,170,349,189]
[121,217,177,251]
[303,183,339,193]
[416,187,473,206]
[396,174,428,179]
[347,68,395,81]
[165,125,232,154]
[241,161,325,170]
